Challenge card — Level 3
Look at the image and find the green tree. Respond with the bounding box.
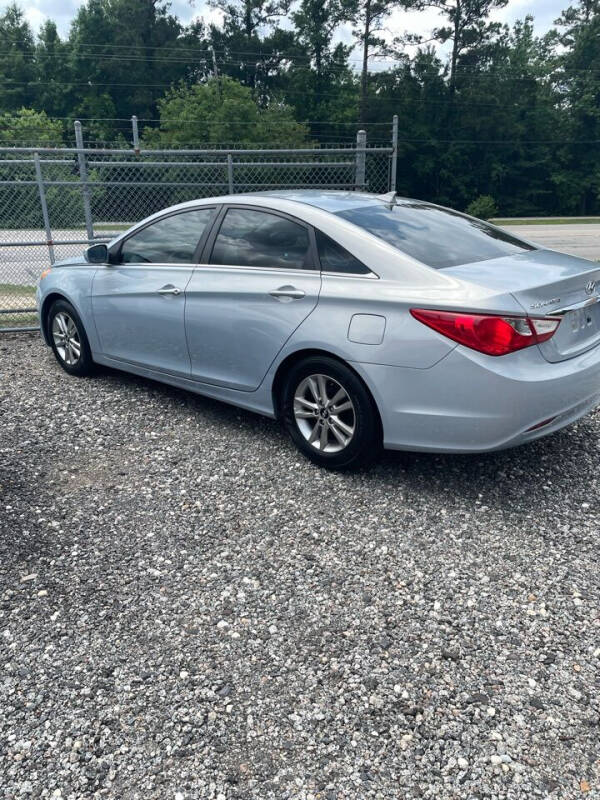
[67,0,197,128]
[210,0,291,39]
[35,20,71,118]
[351,0,404,122]
[400,0,508,93]
[145,77,308,146]
[72,92,119,142]
[0,108,64,144]
[440,17,561,215]
[369,48,448,198]
[0,4,36,112]
[466,194,498,218]
[292,0,353,98]
[284,0,357,134]
[552,0,600,214]
[207,0,296,99]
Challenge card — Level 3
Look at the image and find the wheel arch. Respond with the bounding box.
[40,292,70,344]
[271,348,383,435]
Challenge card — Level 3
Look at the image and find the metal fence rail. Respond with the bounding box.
[0,118,397,331]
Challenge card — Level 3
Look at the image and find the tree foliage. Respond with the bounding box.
[144,77,308,146]
[466,195,499,219]
[0,107,63,144]
[0,0,599,215]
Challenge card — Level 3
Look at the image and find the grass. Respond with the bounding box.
[94,223,130,232]
[0,283,38,329]
[493,217,600,225]
[0,311,39,329]
[0,282,36,298]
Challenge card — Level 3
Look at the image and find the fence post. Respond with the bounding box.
[74,120,94,242]
[355,129,366,190]
[227,153,234,194]
[34,152,55,265]
[390,114,398,193]
[131,115,140,155]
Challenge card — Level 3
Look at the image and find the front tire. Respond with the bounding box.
[47,299,94,376]
[282,356,381,470]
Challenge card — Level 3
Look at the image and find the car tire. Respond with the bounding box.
[282,356,382,470]
[47,299,95,377]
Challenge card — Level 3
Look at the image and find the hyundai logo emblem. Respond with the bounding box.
[585,280,596,296]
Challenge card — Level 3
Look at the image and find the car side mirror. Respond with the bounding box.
[85,243,109,264]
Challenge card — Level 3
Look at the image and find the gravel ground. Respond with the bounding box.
[1,333,600,800]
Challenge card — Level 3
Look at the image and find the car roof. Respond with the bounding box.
[247,190,404,213]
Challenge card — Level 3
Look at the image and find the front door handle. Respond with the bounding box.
[157,284,182,296]
[269,285,305,301]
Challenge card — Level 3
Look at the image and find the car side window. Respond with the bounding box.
[119,208,214,264]
[315,229,371,275]
[210,208,311,270]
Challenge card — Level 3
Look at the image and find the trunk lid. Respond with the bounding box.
[444,249,600,363]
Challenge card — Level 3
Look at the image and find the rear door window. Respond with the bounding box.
[210,208,311,269]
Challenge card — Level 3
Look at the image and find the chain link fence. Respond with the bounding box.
[0,120,396,331]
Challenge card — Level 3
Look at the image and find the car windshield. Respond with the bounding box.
[335,201,535,269]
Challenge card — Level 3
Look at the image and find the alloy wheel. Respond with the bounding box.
[293,373,356,453]
[52,311,81,366]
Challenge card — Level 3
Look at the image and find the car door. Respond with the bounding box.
[92,206,217,376]
[185,205,322,391]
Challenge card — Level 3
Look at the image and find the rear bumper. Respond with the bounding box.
[353,343,600,453]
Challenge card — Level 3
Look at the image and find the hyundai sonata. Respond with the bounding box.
[37,191,600,469]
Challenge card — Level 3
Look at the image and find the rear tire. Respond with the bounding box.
[281,356,381,470]
[47,299,94,377]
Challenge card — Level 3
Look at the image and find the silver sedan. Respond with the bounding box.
[37,191,600,469]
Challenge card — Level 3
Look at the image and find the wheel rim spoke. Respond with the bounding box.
[316,375,328,405]
[330,415,353,437]
[329,421,349,448]
[295,397,318,411]
[328,387,345,407]
[319,422,329,450]
[306,377,320,405]
[308,420,321,444]
[331,399,352,414]
[294,408,317,419]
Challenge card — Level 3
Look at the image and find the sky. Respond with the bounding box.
[6,0,569,57]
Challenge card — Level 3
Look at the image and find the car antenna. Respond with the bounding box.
[376,191,398,208]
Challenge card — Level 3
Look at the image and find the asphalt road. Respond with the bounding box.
[0,229,107,288]
[1,334,599,798]
[1,223,600,289]
[503,224,600,262]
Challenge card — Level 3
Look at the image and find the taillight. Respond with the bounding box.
[410,309,561,356]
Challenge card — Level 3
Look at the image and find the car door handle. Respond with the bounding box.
[157,284,182,296]
[269,285,305,301]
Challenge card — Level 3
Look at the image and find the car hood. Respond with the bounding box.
[52,256,87,267]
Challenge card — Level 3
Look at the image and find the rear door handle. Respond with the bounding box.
[269,285,305,301]
[157,284,182,295]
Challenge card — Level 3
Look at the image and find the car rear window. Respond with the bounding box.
[335,202,535,269]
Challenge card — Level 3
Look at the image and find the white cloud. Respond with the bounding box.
[23,5,47,30]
